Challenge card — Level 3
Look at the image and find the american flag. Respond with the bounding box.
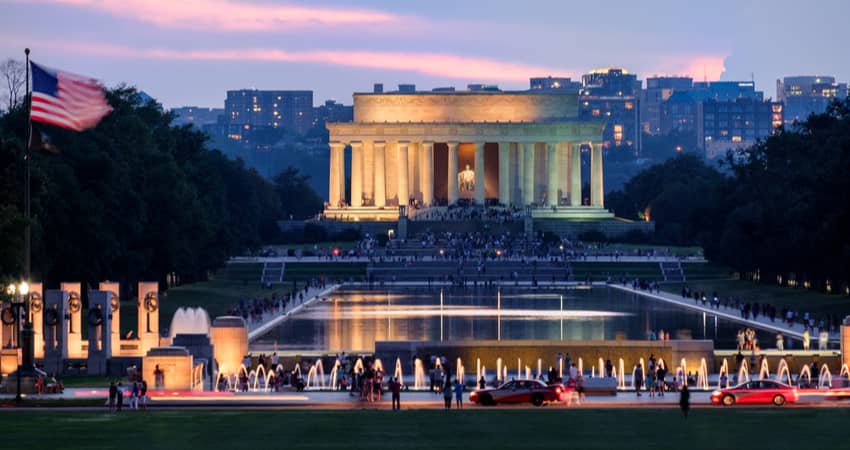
[30,61,112,132]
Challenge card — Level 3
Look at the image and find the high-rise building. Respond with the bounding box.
[641,76,693,135]
[691,81,763,101]
[697,98,783,159]
[581,68,641,97]
[530,76,581,93]
[313,100,353,128]
[580,68,641,154]
[777,76,848,125]
[224,89,314,148]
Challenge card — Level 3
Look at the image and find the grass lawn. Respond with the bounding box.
[58,376,112,388]
[664,279,850,318]
[2,408,847,449]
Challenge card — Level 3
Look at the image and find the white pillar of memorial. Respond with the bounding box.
[570,142,582,207]
[591,141,604,207]
[547,142,558,207]
[328,141,344,207]
[498,142,511,205]
[350,141,363,207]
[522,142,535,206]
[397,141,410,207]
[421,141,434,206]
[474,142,485,204]
[374,141,386,207]
[447,141,459,204]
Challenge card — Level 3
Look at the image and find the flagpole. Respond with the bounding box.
[24,48,31,281]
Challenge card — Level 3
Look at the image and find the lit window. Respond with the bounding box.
[613,124,624,144]
[592,109,600,117]
[732,136,742,142]
[625,102,633,110]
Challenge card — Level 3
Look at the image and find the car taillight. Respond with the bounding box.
[555,387,562,393]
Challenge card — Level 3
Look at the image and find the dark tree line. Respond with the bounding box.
[609,98,850,291]
[0,87,322,289]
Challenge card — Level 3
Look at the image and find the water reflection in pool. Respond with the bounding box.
[253,286,776,352]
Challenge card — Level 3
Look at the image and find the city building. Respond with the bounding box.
[641,76,693,135]
[660,91,699,135]
[313,100,353,128]
[697,98,783,159]
[223,89,314,148]
[777,76,848,125]
[579,68,641,155]
[530,77,581,93]
[323,89,610,221]
[691,81,763,101]
[171,106,224,128]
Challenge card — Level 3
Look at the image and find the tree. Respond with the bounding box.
[0,59,25,113]
[273,166,323,220]
[606,154,726,244]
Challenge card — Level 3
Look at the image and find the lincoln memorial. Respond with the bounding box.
[324,90,614,221]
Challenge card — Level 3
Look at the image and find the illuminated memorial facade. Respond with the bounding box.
[324,91,613,221]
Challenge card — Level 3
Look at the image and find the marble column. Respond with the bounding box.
[547,142,558,207]
[474,142,485,204]
[374,141,386,207]
[350,141,363,207]
[498,142,511,205]
[570,142,582,206]
[591,141,604,207]
[397,141,410,207]
[421,141,434,206]
[522,142,535,206]
[447,141,459,204]
[328,141,344,207]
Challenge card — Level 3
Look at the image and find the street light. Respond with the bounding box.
[6,281,32,403]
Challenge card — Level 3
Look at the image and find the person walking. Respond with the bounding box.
[130,382,140,410]
[679,384,690,419]
[390,377,401,411]
[443,379,452,410]
[108,380,117,413]
[634,363,644,396]
[140,379,148,410]
[116,383,124,412]
[454,379,464,409]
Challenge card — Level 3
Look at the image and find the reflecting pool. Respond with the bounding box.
[254,286,781,352]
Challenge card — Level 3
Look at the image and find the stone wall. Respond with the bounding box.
[353,92,579,123]
[534,219,655,238]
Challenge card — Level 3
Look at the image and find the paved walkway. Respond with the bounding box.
[609,284,840,343]
[231,255,707,263]
[247,284,340,342]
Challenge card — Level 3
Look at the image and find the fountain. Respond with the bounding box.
[775,359,791,385]
[305,359,325,389]
[618,358,625,389]
[497,358,503,383]
[525,366,531,379]
[679,358,688,387]
[413,358,426,389]
[578,357,583,375]
[696,358,709,390]
[537,358,542,380]
[517,358,522,380]
[758,358,770,380]
[798,364,812,387]
[632,357,646,390]
[456,357,464,383]
[374,358,384,374]
[480,366,486,383]
[718,359,729,389]
[476,358,481,382]
[353,358,364,373]
[502,366,507,382]
[840,363,850,380]
[591,367,596,378]
[818,364,832,389]
[394,358,404,385]
[737,359,750,384]
[168,307,212,339]
[329,360,342,390]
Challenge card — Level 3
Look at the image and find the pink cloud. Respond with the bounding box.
[26,0,402,31]
[49,41,576,82]
[643,54,727,82]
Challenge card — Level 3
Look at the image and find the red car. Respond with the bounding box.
[711,380,799,406]
[469,379,566,406]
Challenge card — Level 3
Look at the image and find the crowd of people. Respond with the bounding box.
[226,277,327,325]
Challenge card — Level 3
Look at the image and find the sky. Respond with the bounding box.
[2,0,848,108]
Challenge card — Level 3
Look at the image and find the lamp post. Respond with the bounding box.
[7,281,31,403]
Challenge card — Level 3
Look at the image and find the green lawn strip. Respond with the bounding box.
[598,243,704,256]
[1,408,847,449]
[663,279,850,317]
[1,398,106,407]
